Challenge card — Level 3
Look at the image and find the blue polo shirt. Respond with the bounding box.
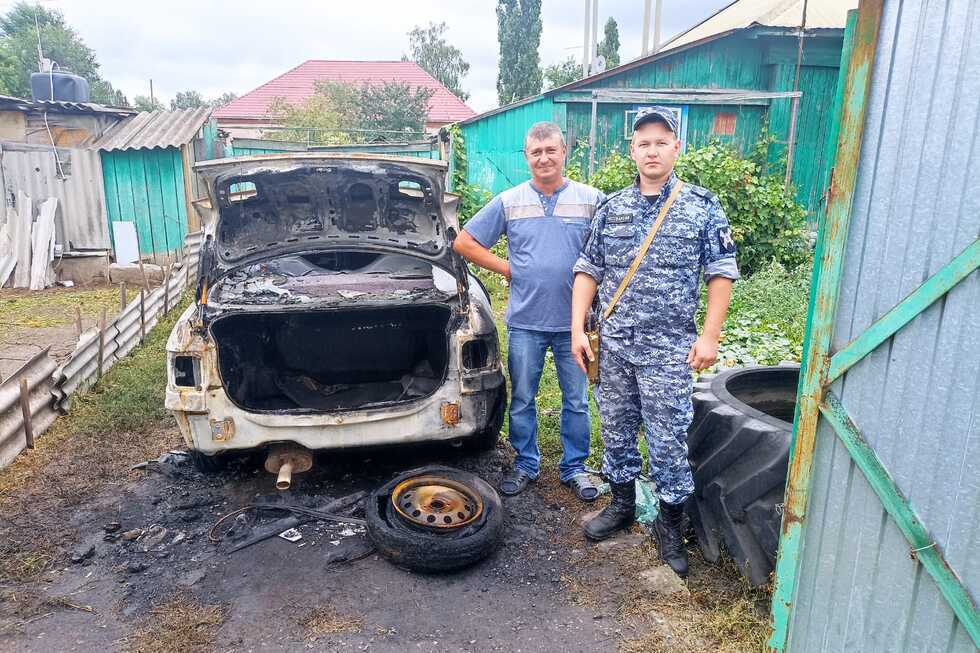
[464,180,604,332]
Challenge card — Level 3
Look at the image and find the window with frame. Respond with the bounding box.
[624,106,686,144]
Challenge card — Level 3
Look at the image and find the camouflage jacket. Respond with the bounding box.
[573,173,740,365]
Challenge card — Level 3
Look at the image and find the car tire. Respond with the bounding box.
[464,386,507,452]
[366,465,504,573]
[189,450,226,474]
[686,365,799,587]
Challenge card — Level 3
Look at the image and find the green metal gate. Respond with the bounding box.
[768,1,979,650]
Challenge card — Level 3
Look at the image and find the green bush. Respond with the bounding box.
[456,183,492,227]
[698,259,812,371]
[571,140,810,276]
[448,123,492,227]
[675,142,809,276]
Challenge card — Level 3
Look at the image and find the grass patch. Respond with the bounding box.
[300,605,363,641]
[0,286,140,329]
[702,260,811,369]
[0,296,188,584]
[608,539,769,653]
[123,593,225,653]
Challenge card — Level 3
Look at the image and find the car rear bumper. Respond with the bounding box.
[167,371,504,454]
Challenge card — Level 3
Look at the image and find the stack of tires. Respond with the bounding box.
[686,365,800,587]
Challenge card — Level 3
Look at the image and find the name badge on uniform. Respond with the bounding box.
[607,213,633,224]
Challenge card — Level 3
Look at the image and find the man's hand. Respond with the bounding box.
[571,329,594,374]
[502,260,512,281]
[687,335,719,371]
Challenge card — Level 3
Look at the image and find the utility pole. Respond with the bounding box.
[642,0,652,56]
[149,79,155,107]
[583,0,591,77]
[590,0,599,74]
[652,0,663,54]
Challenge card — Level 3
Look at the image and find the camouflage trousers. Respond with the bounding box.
[595,348,695,505]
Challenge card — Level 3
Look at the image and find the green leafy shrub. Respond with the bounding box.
[587,150,637,195]
[447,123,492,226]
[571,140,810,276]
[698,260,812,371]
[675,142,809,275]
[456,183,492,226]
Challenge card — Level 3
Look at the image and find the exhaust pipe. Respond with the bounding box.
[264,446,313,490]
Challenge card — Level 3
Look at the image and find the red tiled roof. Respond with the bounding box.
[214,60,474,124]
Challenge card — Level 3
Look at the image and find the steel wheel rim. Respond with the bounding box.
[391,476,484,531]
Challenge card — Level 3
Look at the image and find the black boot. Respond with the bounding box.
[653,501,689,578]
[584,481,636,541]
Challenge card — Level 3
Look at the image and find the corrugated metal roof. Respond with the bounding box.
[789,0,979,649]
[90,107,212,151]
[662,0,857,51]
[213,60,474,124]
[0,94,135,117]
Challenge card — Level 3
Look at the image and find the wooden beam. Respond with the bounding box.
[180,143,199,232]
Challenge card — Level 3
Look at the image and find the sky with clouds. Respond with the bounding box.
[20,0,731,113]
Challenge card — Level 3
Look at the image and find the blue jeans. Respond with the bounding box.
[507,327,591,482]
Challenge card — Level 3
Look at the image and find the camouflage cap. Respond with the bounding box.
[632,106,678,134]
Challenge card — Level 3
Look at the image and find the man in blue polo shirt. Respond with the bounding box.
[453,121,604,500]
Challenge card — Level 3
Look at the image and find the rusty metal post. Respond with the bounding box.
[139,288,146,345]
[119,282,127,312]
[19,377,34,449]
[74,306,83,339]
[767,2,884,650]
[97,307,107,380]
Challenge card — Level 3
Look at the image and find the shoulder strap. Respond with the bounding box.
[602,181,685,320]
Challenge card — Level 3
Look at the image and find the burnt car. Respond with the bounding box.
[165,154,505,478]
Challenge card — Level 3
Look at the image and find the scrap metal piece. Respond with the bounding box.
[278,528,302,542]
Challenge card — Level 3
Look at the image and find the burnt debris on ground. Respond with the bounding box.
[1,439,769,652]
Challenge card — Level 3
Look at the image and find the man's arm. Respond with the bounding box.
[453,230,510,280]
[569,199,608,373]
[689,195,740,371]
[570,272,598,374]
[687,277,733,371]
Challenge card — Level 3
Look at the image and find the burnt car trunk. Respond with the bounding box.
[211,305,452,412]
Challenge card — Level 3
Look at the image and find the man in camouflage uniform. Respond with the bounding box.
[570,107,739,577]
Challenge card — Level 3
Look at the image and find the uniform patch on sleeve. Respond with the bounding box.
[717,227,736,253]
[606,213,633,224]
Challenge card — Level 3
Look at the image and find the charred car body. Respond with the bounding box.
[165,155,505,473]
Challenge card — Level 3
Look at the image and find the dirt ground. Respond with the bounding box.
[0,285,140,379]
[0,289,770,652]
[0,431,769,653]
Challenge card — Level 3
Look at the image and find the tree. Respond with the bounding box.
[404,22,469,102]
[267,92,351,145]
[132,95,164,112]
[209,91,237,108]
[90,79,128,106]
[357,82,433,135]
[496,0,542,106]
[268,81,431,144]
[598,17,621,69]
[171,90,205,110]
[0,3,99,97]
[543,56,580,90]
[0,2,127,104]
